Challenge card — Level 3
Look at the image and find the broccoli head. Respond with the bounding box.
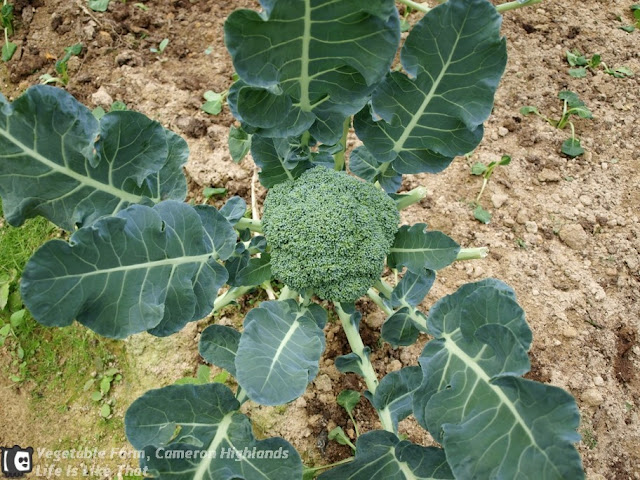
[262,167,399,302]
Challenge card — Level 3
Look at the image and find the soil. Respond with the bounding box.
[1,0,639,479]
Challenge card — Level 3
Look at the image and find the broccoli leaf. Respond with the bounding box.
[234,254,273,286]
[219,196,247,225]
[0,86,188,230]
[364,366,422,432]
[125,383,303,479]
[354,0,507,175]
[318,431,453,479]
[250,135,313,188]
[225,0,400,144]
[389,269,435,308]
[349,145,402,193]
[381,308,424,347]
[235,300,326,405]
[199,325,241,377]
[21,201,233,339]
[413,280,584,479]
[388,224,460,273]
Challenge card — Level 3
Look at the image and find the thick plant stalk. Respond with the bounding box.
[397,0,542,14]
[333,117,351,171]
[395,186,428,210]
[212,285,253,313]
[235,217,262,233]
[335,303,395,433]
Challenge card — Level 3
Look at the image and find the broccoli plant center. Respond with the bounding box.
[262,167,400,302]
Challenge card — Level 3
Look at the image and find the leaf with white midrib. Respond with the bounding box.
[318,431,454,479]
[125,383,303,479]
[21,201,233,339]
[0,86,188,230]
[354,0,507,175]
[235,300,326,405]
[225,0,400,143]
[413,280,584,479]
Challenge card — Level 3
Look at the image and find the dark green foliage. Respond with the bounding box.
[262,167,399,302]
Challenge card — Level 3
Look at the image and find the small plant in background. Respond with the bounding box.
[201,89,228,116]
[84,366,121,418]
[150,38,168,54]
[618,4,640,32]
[91,100,127,120]
[521,90,593,157]
[40,43,83,86]
[1,0,16,62]
[87,0,110,12]
[174,364,229,386]
[470,155,511,224]
[566,50,633,78]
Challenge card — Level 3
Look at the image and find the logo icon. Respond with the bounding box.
[1,446,33,478]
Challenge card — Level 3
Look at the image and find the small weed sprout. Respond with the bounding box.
[521,90,593,157]
[470,154,511,224]
[40,43,83,86]
[150,38,169,54]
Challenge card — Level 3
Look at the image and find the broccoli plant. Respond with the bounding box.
[0,0,585,478]
[1,0,16,62]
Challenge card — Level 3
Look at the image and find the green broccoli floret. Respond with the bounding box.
[262,167,399,302]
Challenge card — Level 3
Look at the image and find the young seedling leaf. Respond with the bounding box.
[228,125,251,163]
[619,25,635,32]
[318,431,453,479]
[1,42,16,62]
[88,0,110,12]
[125,383,303,478]
[225,0,400,144]
[201,91,224,115]
[235,300,326,405]
[100,376,111,395]
[470,162,488,176]
[328,427,355,450]
[337,390,361,415]
[413,280,584,479]
[0,86,188,230]
[558,90,585,109]
[196,365,211,384]
[388,224,460,273]
[199,324,241,376]
[519,105,539,115]
[21,202,233,339]
[565,50,587,67]
[203,187,227,198]
[473,204,491,224]
[562,138,585,157]
[100,404,111,418]
[354,0,507,175]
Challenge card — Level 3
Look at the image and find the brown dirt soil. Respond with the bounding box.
[1,0,639,479]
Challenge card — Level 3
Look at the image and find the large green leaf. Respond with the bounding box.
[354,0,507,174]
[21,201,234,339]
[125,383,303,479]
[413,280,584,479]
[387,224,460,273]
[0,86,188,230]
[318,431,453,479]
[235,300,326,405]
[225,0,400,144]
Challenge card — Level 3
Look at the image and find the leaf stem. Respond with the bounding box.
[367,288,394,316]
[235,217,263,233]
[373,278,393,299]
[333,117,351,171]
[394,186,428,210]
[396,0,542,14]
[236,386,248,405]
[212,286,253,314]
[456,246,488,261]
[279,285,300,300]
[303,456,355,474]
[334,303,395,433]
